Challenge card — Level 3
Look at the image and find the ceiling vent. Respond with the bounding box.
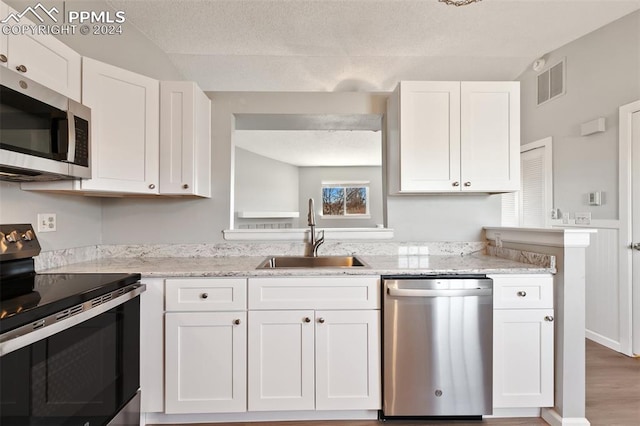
[537,59,565,106]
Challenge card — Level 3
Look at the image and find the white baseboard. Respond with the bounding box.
[542,408,591,426]
[490,407,541,418]
[586,330,622,352]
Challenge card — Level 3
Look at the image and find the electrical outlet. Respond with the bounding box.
[37,213,57,232]
[495,233,502,248]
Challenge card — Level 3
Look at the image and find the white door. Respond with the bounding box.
[632,110,640,356]
[315,310,381,410]
[501,138,553,227]
[619,100,640,356]
[248,310,315,411]
[493,309,554,408]
[165,312,246,413]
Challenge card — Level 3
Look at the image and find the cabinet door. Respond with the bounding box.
[315,310,381,410]
[165,312,246,413]
[2,3,80,101]
[461,82,520,192]
[159,81,211,197]
[248,310,315,411]
[395,81,461,192]
[81,57,159,193]
[493,309,554,408]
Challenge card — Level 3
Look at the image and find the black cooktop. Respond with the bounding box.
[0,272,141,333]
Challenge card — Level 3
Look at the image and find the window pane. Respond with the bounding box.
[346,187,367,214]
[322,187,344,215]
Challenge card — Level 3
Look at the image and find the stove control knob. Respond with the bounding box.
[5,230,19,243]
[21,230,35,241]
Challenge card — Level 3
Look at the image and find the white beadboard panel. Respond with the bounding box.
[585,227,621,351]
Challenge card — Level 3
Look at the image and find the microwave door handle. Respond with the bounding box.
[66,111,76,163]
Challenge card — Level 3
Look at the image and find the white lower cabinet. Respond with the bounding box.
[248,309,380,411]
[247,276,381,412]
[490,274,554,409]
[165,311,246,413]
[493,309,554,408]
[164,278,247,414]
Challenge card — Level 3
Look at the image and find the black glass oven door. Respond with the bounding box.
[0,298,140,426]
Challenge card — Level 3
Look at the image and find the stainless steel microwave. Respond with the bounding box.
[0,66,91,182]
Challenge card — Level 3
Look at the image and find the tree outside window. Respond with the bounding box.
[321,183,369,217]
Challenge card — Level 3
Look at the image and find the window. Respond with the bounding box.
[321,182,369,218]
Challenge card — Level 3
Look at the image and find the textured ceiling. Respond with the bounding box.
[107,0,640,91]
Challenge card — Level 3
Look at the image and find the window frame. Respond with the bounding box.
[320,181,371,219]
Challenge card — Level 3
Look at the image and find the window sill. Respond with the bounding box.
[223,227,394,241]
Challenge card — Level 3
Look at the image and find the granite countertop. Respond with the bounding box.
[42,253,552,278]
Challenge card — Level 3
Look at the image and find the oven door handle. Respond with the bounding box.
[0,284,145,357]
[386,283,492,298]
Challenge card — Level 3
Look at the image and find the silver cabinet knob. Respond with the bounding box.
[200,293,208,299]
[517,291,527,297]
[545,316,554,322]
[303,317,311,323]
[0,54,7,63]
[234,319,241,325]
[182,184,189,189]
[148,184,156,189]
[452,181,460,187]
[15,64,27,73]
[318,318,325,324]
[464,182,471,187]
[631,243,640,251]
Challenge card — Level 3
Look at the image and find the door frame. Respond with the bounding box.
[619,99,640,356]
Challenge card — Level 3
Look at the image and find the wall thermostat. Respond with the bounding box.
[588,191,602,206]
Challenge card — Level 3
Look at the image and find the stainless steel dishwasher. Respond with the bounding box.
[382,276,493,418]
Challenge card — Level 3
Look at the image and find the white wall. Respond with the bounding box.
[0,182,102,251]
[234,147,299,225]
[518,10,640,220]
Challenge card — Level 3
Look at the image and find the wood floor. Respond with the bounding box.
[156,339,640,426]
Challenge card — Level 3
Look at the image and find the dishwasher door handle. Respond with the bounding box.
[386,283,492,298]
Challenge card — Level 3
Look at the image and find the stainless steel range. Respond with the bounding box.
[0,223,145,426]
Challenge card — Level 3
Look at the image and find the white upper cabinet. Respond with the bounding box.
[81,57,160,193]
[0,2,81,101]
[160,81,211,197]
[387,81,520,194]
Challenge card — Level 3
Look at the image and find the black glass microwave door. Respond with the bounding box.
[0,85,68,161]
[0,298,140,426]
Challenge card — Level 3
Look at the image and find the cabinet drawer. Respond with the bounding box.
[490,274,553,309]
[248,276,380,310]
[165,278,246,311]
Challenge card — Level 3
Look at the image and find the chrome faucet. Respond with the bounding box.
[305,198,325,257]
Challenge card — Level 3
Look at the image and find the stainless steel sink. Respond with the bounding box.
[256,255,368,269]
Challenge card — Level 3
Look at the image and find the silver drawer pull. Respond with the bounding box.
[517,291,527,297]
